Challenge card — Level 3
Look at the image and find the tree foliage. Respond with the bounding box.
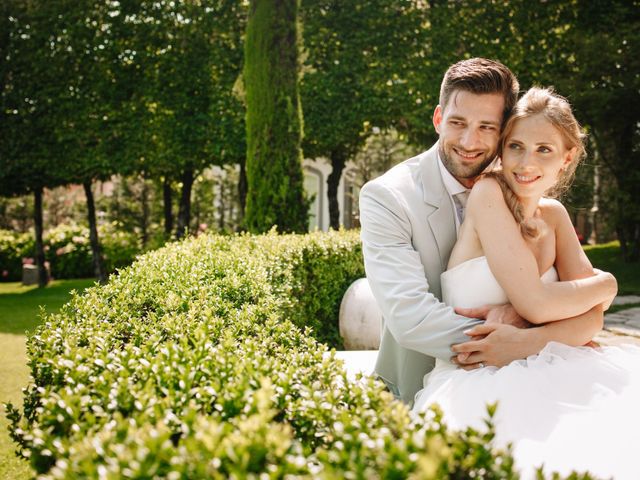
[372,0,639,260]
[1,0,638,260]
[126,0,247,238]
[300,0,427,229]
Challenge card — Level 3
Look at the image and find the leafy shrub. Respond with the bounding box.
[46,222,140,279]
[7,230,531,478]
[0,223,140,281]
[0,229,34,281]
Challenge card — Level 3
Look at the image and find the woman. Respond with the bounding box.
[412,87,640,479]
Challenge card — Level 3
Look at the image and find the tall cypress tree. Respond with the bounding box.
[244,0,309,233]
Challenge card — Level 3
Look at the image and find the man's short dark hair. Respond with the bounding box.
[440,58,519,123]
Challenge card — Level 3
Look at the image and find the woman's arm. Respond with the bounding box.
[467,177,617,324]
[551,199,617,310]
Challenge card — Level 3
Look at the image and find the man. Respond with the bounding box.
[359,58,604,405]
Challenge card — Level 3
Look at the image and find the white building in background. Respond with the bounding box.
[303,158,360,232]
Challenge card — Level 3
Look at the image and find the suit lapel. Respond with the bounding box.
[419,144,457,271]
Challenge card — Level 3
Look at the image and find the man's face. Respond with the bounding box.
[433,90,505,188]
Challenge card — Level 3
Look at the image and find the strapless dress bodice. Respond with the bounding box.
[441,256,558,309]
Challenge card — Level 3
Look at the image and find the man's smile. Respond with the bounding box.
[453,147,483,160]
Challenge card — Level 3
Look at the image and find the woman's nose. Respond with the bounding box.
[519,150,535,168]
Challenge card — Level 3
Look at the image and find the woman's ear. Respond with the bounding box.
[432,105,443,134]
[562,146,578,171]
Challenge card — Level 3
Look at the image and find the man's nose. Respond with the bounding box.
[460,128,480,150]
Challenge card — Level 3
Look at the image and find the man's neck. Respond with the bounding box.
[454,175,475,189]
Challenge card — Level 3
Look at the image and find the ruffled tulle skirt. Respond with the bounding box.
[412,342,640,479]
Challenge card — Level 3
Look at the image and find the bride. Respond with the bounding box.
[412,87,640,479]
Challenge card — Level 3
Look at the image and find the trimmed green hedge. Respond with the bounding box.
[0,222,139,281]
[8,230,527,478]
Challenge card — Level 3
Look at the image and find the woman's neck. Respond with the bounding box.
[519,195,542,220]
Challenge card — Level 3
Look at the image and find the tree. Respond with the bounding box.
[124,0,247,239]
[243,0,309,233]
[556,1,640,260]
[0,0,73,287]
[300,0,428,229]
[391,1,638,259]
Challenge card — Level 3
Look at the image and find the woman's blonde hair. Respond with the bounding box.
[490,87,587,239]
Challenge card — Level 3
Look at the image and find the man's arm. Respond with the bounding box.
[452,306,604,368]
[359,180,481,361]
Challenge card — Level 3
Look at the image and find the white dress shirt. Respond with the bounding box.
[437,153,470,233]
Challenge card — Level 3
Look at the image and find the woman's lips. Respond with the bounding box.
[513,173,541,184]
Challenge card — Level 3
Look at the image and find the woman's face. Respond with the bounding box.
[501,114,574,199]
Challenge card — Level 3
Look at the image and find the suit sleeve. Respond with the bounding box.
[359,180,481,360]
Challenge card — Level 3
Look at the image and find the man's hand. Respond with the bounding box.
[455,303,531,328]
[450,323,540,370]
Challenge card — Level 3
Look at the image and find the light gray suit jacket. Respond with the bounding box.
[359,143,481,405]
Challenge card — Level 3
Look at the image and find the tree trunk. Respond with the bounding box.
[327,151,346,230]
[238,160,247,225]
[140,178,149,249]
[175,167,194,239]
[83,181,106,283]
[163,177,173,238]
[219,176,225,230]
[33,187,48,288]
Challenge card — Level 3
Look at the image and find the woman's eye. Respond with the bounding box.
[538,146,551,153]
[508,143,521,150]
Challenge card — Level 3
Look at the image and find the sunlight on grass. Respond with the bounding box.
[0,278,94,480]
[584,241,640,295]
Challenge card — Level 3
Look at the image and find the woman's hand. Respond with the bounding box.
[455,304,533,328]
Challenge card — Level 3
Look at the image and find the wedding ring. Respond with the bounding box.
[478,362,485,368]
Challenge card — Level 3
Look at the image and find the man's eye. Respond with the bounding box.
[481,125,496,131]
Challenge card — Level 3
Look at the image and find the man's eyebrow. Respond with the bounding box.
[479,120,501,127]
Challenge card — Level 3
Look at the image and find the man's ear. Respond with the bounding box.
[433,105,443,134]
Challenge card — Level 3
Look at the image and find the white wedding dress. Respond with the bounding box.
[412,256,640,480]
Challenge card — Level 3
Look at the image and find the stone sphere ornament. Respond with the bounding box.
[339,278,383,350]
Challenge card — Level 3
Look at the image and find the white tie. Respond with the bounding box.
[454,191,469,223]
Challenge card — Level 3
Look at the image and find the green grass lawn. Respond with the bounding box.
[0,278,94,480]
[584,241,640,295]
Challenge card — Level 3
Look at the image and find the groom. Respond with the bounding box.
[359,58,604,405]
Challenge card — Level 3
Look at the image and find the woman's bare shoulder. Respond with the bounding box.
[471,175,503,195]
[539,197,570,225]
[468,175,506,206]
